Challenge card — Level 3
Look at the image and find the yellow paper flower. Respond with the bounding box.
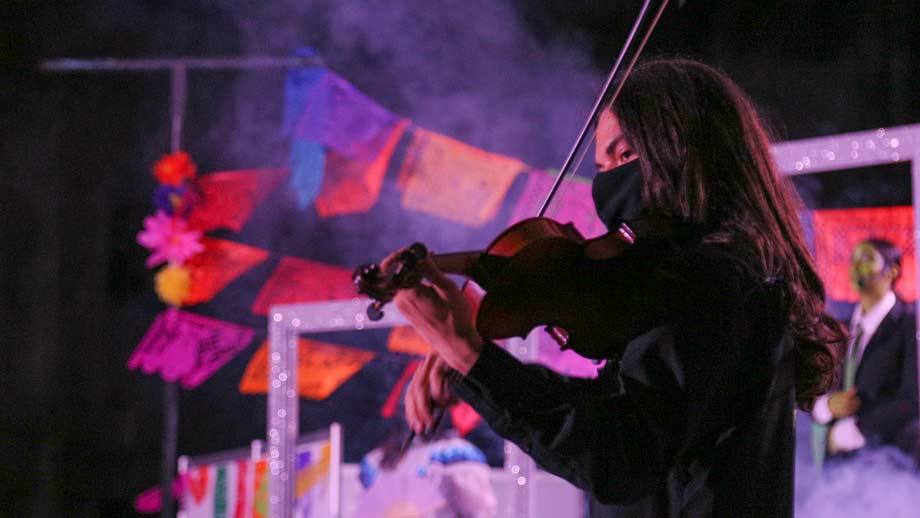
[155,264,191,307]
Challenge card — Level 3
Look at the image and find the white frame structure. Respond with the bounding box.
[267,299,541,518]
[771,124,920,403]
[268,124,920,517]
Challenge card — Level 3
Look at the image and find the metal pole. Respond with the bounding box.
[160,64,188,518]
[170,66,187,155]
[911,139,920,445]
[40,55,323,72]
[329,423,343,518]
[161,381,180,518]
[501,333,540,518]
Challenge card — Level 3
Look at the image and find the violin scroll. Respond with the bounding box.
[354,242,429,321]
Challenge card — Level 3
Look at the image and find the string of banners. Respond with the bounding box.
[130,64,607,403]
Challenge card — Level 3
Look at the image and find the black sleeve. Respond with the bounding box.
[453,333,686,504]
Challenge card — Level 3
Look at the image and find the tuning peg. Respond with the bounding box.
[367,301,385,321]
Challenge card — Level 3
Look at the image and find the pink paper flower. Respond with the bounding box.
[137,210,204,268]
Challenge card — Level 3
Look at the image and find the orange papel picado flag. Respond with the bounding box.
[386,326,432,356]
[397,127,525,227]
[239,338,375,400]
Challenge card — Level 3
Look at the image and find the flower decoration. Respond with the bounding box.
[140,151,206,307]
[154,151,197,186]
[155,264,191,307]
[137,210,204,268]
[153,184,199,217]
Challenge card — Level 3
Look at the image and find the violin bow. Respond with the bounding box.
[537,0,671,218]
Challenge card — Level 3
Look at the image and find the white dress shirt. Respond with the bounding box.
[812,290,897,452]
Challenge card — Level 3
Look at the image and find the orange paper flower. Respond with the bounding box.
[154,152,197,186]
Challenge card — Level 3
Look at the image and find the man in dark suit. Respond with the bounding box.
[812,238,919,465]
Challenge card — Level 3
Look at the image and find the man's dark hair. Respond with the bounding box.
[608,58,847,410]
[864,238,903,286]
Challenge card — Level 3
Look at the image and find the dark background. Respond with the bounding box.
[2,1,919,516]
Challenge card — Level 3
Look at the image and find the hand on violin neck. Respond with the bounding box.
[391,250,483,376]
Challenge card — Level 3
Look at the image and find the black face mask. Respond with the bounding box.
[591,159,645,229]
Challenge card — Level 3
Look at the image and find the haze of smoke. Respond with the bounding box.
[215,0,603,170]
[193,0,609,265]
[796,447,920,516]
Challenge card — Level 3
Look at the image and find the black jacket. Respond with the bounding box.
[455,238,796,517]
[851,299,918,446]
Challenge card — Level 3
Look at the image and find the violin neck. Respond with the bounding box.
[431,251,508,291]
[430,251,483,277]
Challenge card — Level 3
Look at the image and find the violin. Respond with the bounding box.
[354,216,674,360]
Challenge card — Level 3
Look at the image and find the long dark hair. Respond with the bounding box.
[610,59,846,410]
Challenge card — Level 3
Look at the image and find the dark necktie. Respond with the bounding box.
[843,324,863,390]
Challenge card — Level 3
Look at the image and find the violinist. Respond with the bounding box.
[388,59,847,517]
